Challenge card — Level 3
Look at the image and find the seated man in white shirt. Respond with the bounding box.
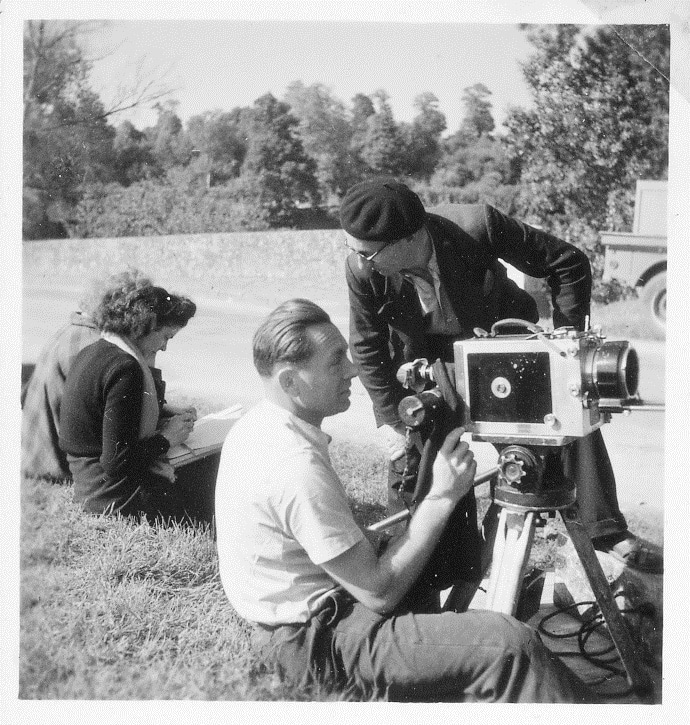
[215,298,597,703]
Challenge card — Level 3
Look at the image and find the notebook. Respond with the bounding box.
[166,404,244,460]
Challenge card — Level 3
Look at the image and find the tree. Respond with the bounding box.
[284,81,356,200]
[434,135,514,188]
[351,93,376,136]
[458,83,495,140]
[358,90,408,177]
[430,84,516,206]
[145,101,192,171]
[23,20,176,239]
[185,108,247,186]
[403,92,447,181]
[23,20,116,238]
[241,93,320,227]
[346,93,377,184]
[503,24,669,266]
[112,120,160,186]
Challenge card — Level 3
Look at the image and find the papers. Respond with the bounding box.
[166,404,244,460]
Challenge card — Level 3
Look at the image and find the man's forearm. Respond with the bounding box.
[321,429,475,613]
[372,495,458,611]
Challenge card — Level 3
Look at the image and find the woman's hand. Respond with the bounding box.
[159,414,194,446]
[429,427,476,504]
[163,404,197,423]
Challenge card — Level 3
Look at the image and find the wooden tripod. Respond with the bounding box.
[366,435,655,700]
[477,445,653,700]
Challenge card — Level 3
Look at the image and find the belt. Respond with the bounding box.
[254,620,291,632]
[253,589,356,632]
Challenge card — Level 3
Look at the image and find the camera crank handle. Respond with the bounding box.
[366,466,500,534]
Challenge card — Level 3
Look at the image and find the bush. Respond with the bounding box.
[411,180,520,215]
[591,277,638,305]
[23,187,70,240]
[72,175,271,238]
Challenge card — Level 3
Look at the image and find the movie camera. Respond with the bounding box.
[391,318,662,512]
[396,318,649,447]
[369,318,663,697]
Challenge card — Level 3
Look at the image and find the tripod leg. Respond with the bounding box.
[485,508,509,609]
[442,501,502,613]
[479,500,501,578]
[485,509,536,615]
[560,504,653,699]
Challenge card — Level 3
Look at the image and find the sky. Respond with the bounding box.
[83,20,535,135]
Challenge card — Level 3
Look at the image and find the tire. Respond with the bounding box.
[640,272,666,339]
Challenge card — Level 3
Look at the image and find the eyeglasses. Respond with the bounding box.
[344,242,390,263]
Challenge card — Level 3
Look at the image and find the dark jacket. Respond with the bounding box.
[21,312,100,479]
[346,203,592,426]
[59,339,170,515]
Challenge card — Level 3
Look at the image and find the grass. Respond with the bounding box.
[18,436,392,701]
[20,476,322,701]
[15,437,539,700]
[20,429,663,701]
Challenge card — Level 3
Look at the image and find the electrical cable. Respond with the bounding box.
[536,589,657,698]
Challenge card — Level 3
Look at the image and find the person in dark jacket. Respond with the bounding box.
[21,268,154,481]
[341,177,661,576]
[59,284,197,521]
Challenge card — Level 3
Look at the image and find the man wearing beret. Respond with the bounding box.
[341,177,661,582]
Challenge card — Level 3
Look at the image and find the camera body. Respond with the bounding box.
[398,326,639,447]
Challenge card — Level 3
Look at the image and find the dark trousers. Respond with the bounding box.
[562,428,628,540]
[68,453,220,527]
[250,590,599,703]
[385,445,484,606]
[171,452,221,525]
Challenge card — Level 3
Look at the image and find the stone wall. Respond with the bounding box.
[22,229,348,304]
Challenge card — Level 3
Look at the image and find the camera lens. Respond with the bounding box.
[583,341,639,400]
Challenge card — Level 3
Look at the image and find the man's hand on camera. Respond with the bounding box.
[429,427,476,503]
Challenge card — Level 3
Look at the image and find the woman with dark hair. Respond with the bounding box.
[59,285,197,520]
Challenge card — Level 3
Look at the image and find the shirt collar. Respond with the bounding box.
[260,398,332,449]
[399,245,440,295]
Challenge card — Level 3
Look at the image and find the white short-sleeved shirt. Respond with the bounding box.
[215,399,365,625]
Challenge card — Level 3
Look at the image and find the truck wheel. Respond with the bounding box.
[640,272,666,339]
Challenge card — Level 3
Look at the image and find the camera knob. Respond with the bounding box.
[501,452,526,485]
[399,390,443,429]
[543,413,559,429]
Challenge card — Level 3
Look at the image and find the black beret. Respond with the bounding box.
[339,178,427,242]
